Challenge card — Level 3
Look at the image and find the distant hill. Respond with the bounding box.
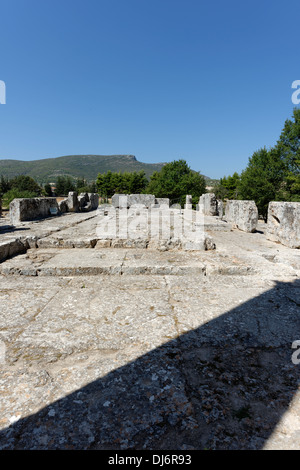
[0,154,216,185]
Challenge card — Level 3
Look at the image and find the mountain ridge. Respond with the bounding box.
[0,154,216,184]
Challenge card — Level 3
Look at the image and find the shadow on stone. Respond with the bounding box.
[0,225,30,234]
[1,279,300,450]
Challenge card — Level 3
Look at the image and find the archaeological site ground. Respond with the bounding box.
[0,194,300,450]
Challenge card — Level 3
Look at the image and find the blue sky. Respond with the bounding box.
[0,0,299,179]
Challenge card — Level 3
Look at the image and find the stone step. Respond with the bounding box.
[0,248,254,277]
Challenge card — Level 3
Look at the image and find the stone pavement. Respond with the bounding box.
[0,211,300,450]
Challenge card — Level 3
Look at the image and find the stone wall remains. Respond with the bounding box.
[266,201,300,249]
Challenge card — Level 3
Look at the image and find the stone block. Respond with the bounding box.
[225,200,258,233]
[199,193,218,216]
[128,194,155,208]
[58,199,68,213]
[9,198,59,225]
[78,193,89,209]
[66,192,79,212]
[266,201,300,249]
[88,193,99,210]
[217,200,224,217]
[154,198,170,208]
[111,194,129,208]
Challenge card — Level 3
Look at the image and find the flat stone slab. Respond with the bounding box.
[1,214,300,450]
[0,273,300,450]
[0,249,208,276]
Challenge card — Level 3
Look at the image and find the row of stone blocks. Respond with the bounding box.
[112,194,171,209]
[9,192,99,225]
[222,199,300,249]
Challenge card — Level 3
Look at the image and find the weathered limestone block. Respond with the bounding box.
[88,193,99,210]
[154,198,170,208]
[0,238,27,262]
[10,198,59,225]
[58,199,68,213]
[78,193,89,210]
[66,192,79,212]
[112,194,129,208]
[128,194,155,208]
[217,200,224,217]
[199,193,218,216]
[225,200,258,233]
[185,195,193,210]
[266,201,300,249]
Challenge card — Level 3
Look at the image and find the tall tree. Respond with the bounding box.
[238,147,286,220]
[275,107,300,201]
[146,159,206,207]
[9,175,41,195]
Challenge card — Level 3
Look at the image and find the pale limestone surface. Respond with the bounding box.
[0,212,300,450]
[9,198,59,225]
[225,200,258,233]
[266,201,300,249]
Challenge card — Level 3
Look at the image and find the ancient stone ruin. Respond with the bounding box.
[1,192,300,451]
[9,192,99,225]
[10,197,59,225]
[59,191,99,214]
[224,199,258,233]
[198,193,223,217]
[266,201,300,249]
[98,194,214,252]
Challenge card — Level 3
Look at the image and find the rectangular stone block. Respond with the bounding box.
[128,194,155,208]
[199,193,218,216]
[66,192,79,212]
[225,200,258,233]
[111,194,129,208]
[154,198,170,208]
[266,201,300,248]
[88,193,99,210]
[10,198,59,225]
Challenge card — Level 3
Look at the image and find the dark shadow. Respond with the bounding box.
[0,225,30,234]
[1,279,300,450]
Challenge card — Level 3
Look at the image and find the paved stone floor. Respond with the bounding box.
[0,211,300,449]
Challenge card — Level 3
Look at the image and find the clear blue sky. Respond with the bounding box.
[0,0,299,179]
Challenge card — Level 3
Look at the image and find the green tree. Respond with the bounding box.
[275,108,300,201]
[128,171,148,193]
[0,175,11,197]
[213,172,241,200]
[9,175,41,195]
[145,159,206,207]
[2,189,40,208]
[238,147,286,220]
[55,176,75,196]
[43,183,53,197]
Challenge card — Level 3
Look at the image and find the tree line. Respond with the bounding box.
[213,108,300,220]
[0,175,97,208]
[1,109,299,215]
[96,162,206,207]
